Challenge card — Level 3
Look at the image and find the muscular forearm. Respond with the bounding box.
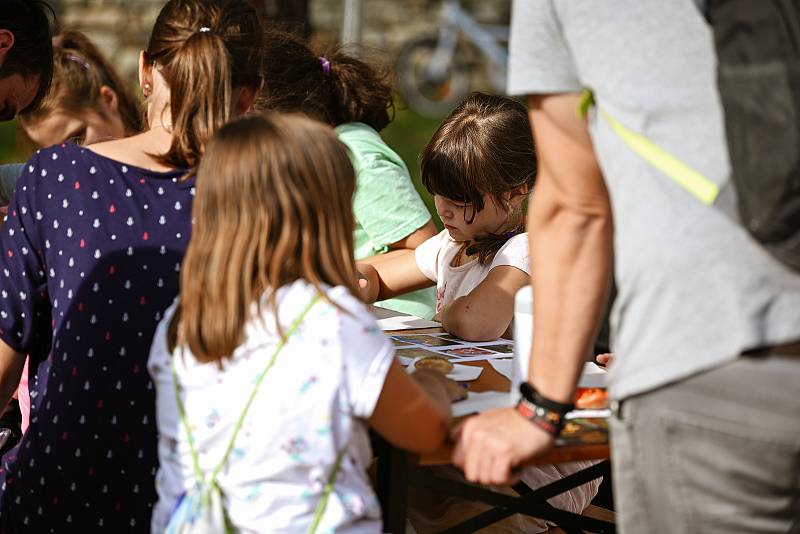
[527,195,613,404]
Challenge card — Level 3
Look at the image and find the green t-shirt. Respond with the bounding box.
[336,122,436,319]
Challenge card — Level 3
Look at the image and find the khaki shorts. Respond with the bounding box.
[610,353,800,534]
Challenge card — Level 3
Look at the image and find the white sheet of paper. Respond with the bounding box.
[577,362,607,388]
[404,360,483,381]
[566,409,611,419]
[489,359,514,381]
[490,360,606,387]
[370,305,441,331]
[443,353,510,363]
[451,391,511,417]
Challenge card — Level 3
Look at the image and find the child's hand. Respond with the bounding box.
[355,263,378,303]
[411,368,467,404]
[595,353,614,367]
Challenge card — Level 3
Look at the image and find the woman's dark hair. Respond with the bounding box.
[20,31,142,136]
[421,92,537,264]
[0,0,55,115]
[146,0,264,169]
[255,29,393,131]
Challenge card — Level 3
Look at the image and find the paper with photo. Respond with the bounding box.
[391,338,411,347]
[392,334,457,347]
[395,347,451,361]
[484,343,514,354]
[442,346,495,357]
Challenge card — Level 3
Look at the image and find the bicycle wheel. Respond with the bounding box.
[395,36,471,118]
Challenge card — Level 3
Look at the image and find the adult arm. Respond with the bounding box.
[439,265,529,341]
[453,92,613,485]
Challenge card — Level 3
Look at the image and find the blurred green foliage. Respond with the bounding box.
[0,121,20,164]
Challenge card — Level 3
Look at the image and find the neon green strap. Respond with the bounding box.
[308,447,347,534]
[172,294,320,490]
[579,89,720,206]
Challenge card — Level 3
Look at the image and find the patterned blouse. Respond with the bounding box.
[0,142,193,531]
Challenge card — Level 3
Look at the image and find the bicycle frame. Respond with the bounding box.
[426,0,509,90]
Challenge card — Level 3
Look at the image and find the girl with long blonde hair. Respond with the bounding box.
[148,112,457,532]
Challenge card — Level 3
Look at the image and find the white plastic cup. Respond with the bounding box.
[511,285,533,405]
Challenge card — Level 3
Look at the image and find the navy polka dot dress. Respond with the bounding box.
[0,142,194,531]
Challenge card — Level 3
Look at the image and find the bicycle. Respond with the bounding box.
[395,0,509,117]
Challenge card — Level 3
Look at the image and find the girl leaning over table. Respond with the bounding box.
[148,112,462,532]
[359,92,601,532]
[256,29,439,320]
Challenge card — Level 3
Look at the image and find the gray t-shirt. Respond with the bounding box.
[509,0,800,399]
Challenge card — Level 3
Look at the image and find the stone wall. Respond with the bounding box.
[56,0,510,85]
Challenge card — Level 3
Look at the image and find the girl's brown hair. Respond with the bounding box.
[421,92,537,264]
[145,0,264,169]
[19,30,141,137]
[255,29,393,131]
[168,112,360,362]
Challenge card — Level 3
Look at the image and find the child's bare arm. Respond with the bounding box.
[368,361,453,453]
[439,265,529,341]
[356,250,433,303]
[360,220,438,266]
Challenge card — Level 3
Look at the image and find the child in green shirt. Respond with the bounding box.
[256,30,437,319]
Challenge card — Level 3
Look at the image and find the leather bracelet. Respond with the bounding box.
[519,381,574,415]
[515,397,565,437]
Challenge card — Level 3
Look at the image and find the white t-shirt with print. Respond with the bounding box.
[414,230,601,516]
[415,230,530,313]
[148,280,394,533]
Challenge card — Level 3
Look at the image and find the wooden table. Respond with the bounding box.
[376,328,613,533]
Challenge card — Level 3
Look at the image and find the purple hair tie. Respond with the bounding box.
[65,54,90,70]
[319,56,331,76]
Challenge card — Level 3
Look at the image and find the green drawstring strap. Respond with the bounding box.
[172,294,320,505]
[578,89,720,206]
[308,447,347,534]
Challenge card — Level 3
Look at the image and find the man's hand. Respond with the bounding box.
[596,353,614,367]
[452,407,555,485]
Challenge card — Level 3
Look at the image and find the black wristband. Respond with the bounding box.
[519,382,574,415]
[515,397,565,437]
